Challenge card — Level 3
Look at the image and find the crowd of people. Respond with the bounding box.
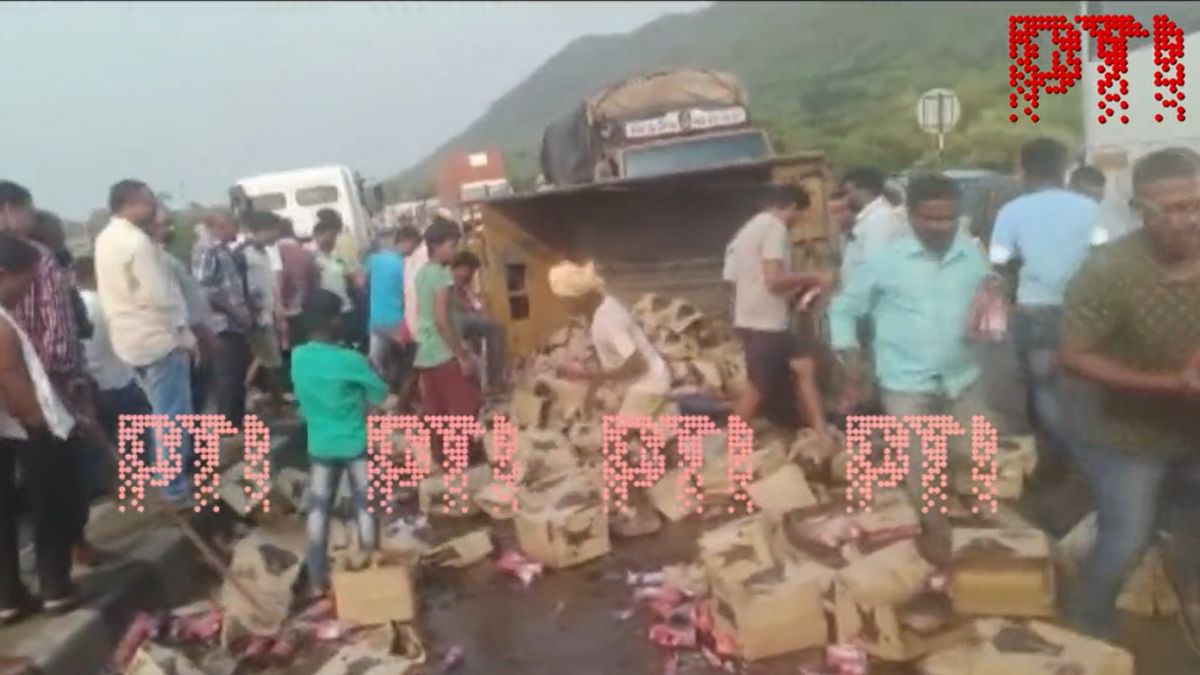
[718,139,1200,641]
[0,138,1195,639]
[0,178,508,621]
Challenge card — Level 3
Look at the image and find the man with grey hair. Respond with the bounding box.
[1059,148,1200,639]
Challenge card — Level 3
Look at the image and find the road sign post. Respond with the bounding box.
[916,88,961,159]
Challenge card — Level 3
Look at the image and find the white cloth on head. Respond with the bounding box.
[548,260,604,299]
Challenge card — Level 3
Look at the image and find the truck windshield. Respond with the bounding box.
[622,131,770,180]
[250,193,286,211]
[296,185,340,207]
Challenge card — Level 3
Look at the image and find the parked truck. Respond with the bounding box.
[437,150,512,230]
[473,70,836,357]
[540,68,773,186]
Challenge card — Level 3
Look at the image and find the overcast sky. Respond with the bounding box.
[0,1,708,219]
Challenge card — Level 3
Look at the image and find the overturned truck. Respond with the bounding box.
[540,69,773,186]
[474,153,839,358]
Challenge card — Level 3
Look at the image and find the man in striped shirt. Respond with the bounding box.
[0,181,100,567]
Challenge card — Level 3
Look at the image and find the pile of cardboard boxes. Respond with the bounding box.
[471,292,1139,673]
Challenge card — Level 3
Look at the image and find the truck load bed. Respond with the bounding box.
[476,154,837,357]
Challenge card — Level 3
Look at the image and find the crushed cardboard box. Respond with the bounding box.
[835,539,974,661]
[648,469,699,522]
[474,480,518,520]
[951,527,1055,618]
[514,472,611,568]
[699,516,777,588]
[125,643,207,675]
[515,428,583,487]
[918,618,1134,675]
[216,461,268,516]
[221,532,304,638]
[712,561,837,660]
[314,644,423,675]
[331,550,415,625]
[508,388,550,429]
[747,463,817,517]
[425,529,494,568]
[419,464,492,517]
[355,622,427,666]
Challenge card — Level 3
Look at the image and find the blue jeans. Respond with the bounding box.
[305,456,376,590]
[1012,306,1073,465]
[133,350,195,501]
[1068,439,1200,638]
[881,378,995,508]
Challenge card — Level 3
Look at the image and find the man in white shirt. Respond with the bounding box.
[724,185,833,454]
[548,260,672,416]
[839,167,910,287]
[237,214,286,408]
[93,180,195,506]
[73,256,152,444]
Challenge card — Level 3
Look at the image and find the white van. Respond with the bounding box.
[232,165,374,264]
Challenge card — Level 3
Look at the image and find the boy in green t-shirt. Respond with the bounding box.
[290,289,390,598]
[413,218,481,421]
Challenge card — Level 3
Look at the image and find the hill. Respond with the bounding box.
[383,1,1100,199]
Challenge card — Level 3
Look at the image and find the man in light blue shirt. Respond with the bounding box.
[366,226,421,391]
[830,174,992,512]
[987,138,1106,481]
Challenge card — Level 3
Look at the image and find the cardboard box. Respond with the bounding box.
[424,529,494,568]
[126,644,206,675]
[952,435,1036,502]
[699,516,777,587]
[331,552,415,625]
[516,429,581,487]
[951,527,1055,617]
[509,388,549,429]
[835,540,974,661]
[314,643,424,675]
[920,618,1134,675]
[747,463,817,517]
[849,489,921,543]
[474,480,518,520]
[221,532,303,637]
[514,474,610,568]
[216,461,268,516]
[649,469,698,522]
[566,420,605,464]
[712,561,836,660]
[419,465,491,517]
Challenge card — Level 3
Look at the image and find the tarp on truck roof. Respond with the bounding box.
[540,103,595,187]
[586,69,748,123]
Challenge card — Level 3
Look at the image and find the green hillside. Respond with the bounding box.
[384,1,1200,199]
